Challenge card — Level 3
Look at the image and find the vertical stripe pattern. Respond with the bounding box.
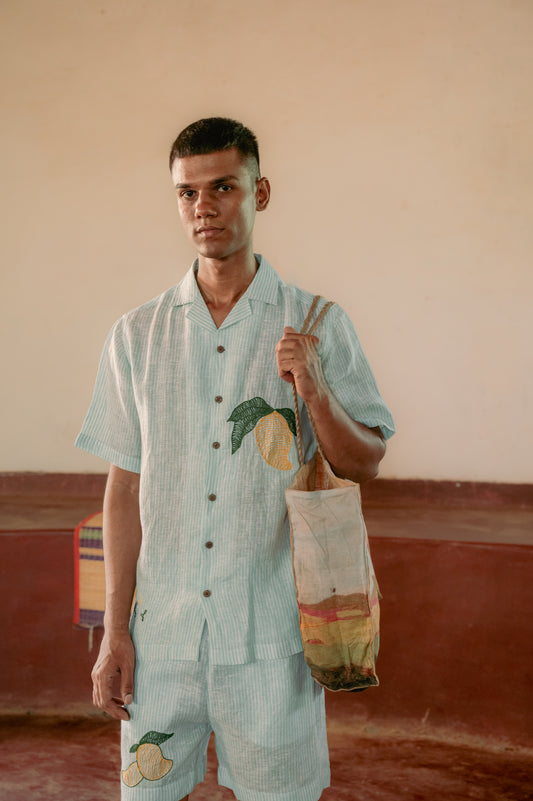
[75,256,395,665]
[120,625,330,801]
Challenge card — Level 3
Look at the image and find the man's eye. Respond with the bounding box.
[179,190,195,199]
[217,184,232,193]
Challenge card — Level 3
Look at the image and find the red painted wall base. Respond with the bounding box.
[1,530,531,747]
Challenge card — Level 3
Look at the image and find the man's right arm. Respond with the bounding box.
[91,464,142,721]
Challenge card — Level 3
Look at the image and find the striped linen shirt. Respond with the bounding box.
[75,256,395,665]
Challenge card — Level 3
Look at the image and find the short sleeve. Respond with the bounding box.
[75,318,142,472]
[319,304,395,440]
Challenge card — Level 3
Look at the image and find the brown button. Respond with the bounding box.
[212,441,220,449]
[205,541,213,549]
[215,395,223,404]
[208,493,216,502]
[217,345,225,353]
[203,590,211,597]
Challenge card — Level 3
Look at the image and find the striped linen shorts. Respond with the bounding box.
[120,623,330,801]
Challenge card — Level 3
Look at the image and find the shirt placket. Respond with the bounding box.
[200,337,228,608]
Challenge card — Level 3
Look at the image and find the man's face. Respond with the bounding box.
[171,148,269,262]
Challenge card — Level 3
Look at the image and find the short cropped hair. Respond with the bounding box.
[169,117,260,177]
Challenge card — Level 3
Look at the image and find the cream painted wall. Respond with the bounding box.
[1,0,532,481]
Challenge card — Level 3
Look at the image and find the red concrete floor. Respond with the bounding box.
[0,715,531,801]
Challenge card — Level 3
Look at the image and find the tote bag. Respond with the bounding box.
[285,296,381,692]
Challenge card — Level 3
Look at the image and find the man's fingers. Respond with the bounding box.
[92,662,133,720]
[276,331,319,380]
[93,676,131,720]
[91,633,135,720]
[121,674,134,707]
[279,331,319,352]
[279,370,295,383]
[92,670,112,710]
[102,697,131,721]
[120,652,135,707]
[281,326,318,341]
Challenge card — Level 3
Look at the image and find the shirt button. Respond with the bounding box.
[215,395,223,404]
[208,493,216,502]
[203,590,211,597]
[217,345,225,353]
[212,441,220,449]
[205,541,214,549]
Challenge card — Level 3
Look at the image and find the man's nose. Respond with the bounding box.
[195,191,216,218]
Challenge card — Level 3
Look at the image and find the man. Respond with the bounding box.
[76,117,395,801]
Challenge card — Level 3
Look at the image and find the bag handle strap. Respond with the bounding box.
[292,296,335,466]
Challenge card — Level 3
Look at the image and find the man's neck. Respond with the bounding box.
[195,252,259,327]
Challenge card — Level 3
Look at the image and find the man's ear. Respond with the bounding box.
[255,177,271,212]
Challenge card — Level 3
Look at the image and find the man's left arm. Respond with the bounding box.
[276,326,386,483]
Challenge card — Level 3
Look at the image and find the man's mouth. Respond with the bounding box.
[196,226,223,235]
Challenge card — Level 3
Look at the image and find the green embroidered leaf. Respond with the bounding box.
[275,407,297,437]
[130,731,174,752]
[228,397,273,423]
[227,397,273,454]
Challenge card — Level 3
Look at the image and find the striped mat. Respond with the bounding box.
[74,511,105,629]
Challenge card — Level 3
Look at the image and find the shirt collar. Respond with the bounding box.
[171,254,284,308]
